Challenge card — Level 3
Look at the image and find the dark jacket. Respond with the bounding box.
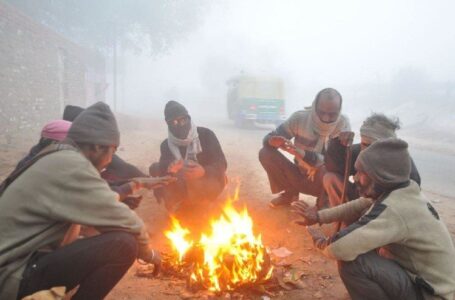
[157,127,227,184]
[101,154,146,182]
[325,137,421,186]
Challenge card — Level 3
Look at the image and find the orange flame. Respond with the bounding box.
[164,188,272,291]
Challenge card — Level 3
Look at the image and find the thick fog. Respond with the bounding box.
[112,0,454,135]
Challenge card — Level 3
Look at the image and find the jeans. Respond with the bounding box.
[17,231,137,300]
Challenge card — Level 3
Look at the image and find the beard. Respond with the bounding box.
[355,180,384,200]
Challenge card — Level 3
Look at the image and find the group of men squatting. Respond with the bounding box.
[0,88,454,300]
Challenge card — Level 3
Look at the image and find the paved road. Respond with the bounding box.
[211,120,455,199]
[410,148,455,199]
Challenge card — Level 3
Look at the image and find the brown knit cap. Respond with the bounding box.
[67,102,120,146]
[355,138,411,188]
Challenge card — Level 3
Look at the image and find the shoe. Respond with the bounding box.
[269,192,298,208]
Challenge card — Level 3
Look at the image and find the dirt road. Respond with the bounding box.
[0,117,453,299]
[105,118,455,300]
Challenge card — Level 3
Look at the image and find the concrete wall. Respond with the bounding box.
[0,1,106,144]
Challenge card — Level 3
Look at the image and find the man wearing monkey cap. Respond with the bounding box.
[150,101,227,214]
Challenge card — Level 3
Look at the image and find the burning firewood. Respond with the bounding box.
[164,192,274,293]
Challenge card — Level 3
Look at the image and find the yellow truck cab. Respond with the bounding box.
[227,75,286,127]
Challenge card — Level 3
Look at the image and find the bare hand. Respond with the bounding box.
[181,161,205,180]
[306,226,328,248]
[132,176,176,190]
[291,200,319,226]
[138,247,162,276]
[167,159,184,174]
[268,136,288,148]
[338,131,355,147]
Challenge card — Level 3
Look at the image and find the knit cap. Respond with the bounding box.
[355,138,411,188]
[164,100,188,122]
[67,102,120,146]
[41,120,72,141]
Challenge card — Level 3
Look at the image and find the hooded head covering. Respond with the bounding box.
[360,113,398,144]
[67,102,120,146]
[307,88,343,151]
[63,105,85,122]
[164,100,189,122]
[355,138,411,188]
[41,120,72,141]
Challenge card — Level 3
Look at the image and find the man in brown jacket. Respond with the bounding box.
[294,138,455,300]
[0,102,171,300]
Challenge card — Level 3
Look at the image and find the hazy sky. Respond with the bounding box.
[117,0,455,115]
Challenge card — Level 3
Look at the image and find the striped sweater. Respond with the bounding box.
[317,181,455,300]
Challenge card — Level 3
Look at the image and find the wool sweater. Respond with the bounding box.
[264,110,350,166]
[318,181,455,300]
[0,149,150,299]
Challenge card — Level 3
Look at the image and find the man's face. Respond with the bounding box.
[168,115,191,139]
[360,137,371,151]
[85,145,117,171]
[354,170,378,199]
[316,97,341,123]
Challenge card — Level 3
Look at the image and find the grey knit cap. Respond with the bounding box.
[67,102,120,146]
[355,138,411,188]
[164,100,188,122]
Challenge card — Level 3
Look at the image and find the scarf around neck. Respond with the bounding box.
[167,121,202,161]
[307,100,340,152]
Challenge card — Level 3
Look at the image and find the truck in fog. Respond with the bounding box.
[226,75,286,127]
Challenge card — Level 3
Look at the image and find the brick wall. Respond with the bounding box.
[0,1,106,144]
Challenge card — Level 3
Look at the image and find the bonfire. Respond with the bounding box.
[164,189,273,292]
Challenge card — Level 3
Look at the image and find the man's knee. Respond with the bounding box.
[258,146,278,166]
[338,252,379,281]
[104,232,138,265]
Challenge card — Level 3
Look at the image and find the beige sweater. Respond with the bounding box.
[0,149,150,299]
[321,182,455,300]
[318,197,373,225]
[282,109,350,153]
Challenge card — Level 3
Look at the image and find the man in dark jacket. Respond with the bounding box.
[150,101,227,214]
[322,113,421,208]
[63,104,150,209]
[63,105,146,181]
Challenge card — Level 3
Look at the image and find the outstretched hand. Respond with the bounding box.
[138,246,162,276]
[338,131,355,147]
[291,200,319,226]
[167,159,184,174]
[132,176,176,190]
[181,160,205,180]
[269,136,299,156]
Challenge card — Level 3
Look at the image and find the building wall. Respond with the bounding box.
[0,1,106,143]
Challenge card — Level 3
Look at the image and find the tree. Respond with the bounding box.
[7,0,208,110]
[6,0,208,54]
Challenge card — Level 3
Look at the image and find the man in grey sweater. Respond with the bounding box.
[0,102,170,299]
[294,138,455,300]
